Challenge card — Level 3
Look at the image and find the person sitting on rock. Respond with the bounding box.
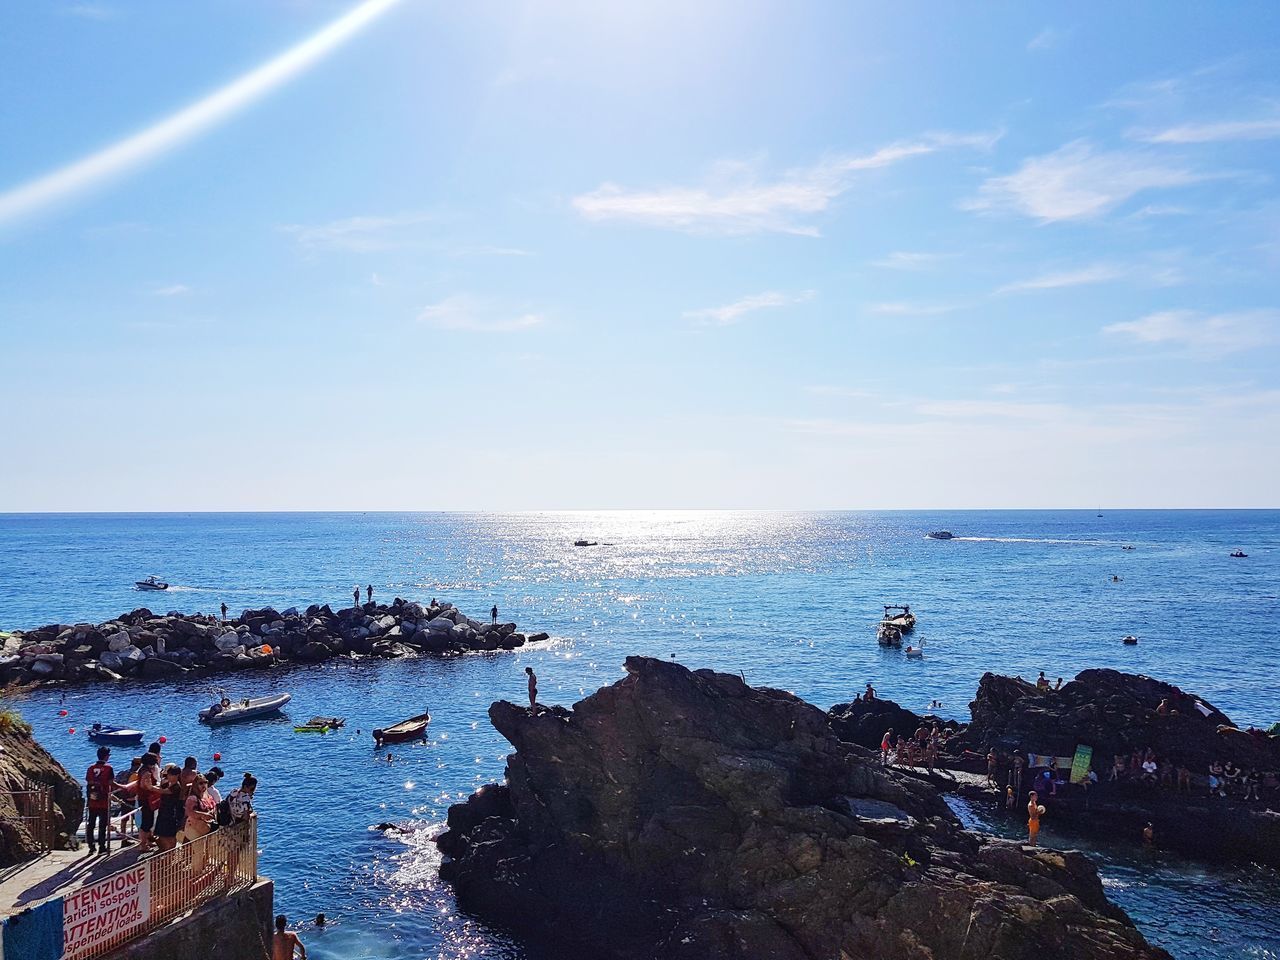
[1175,759,1192,794]
[1036,671,1050,691]
[1242,768,1261,801]
[1223,761,1241,797]
[1156,698,1170,717]
[1208,760,1225,798]
[1110,754,1126,782]
[1140,756,1158,784]
[864,682,876,701]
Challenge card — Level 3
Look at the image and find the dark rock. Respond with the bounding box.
[437,657,1168,960]
[827,695,958,750]
[0,721,82,862]
[139,657,187,679]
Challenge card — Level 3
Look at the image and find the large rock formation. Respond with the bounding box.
[0,597,534,688]
[0,714,83,864]
[437,657,1169,960]
[827,695,961,751]
[954,669,1280,865]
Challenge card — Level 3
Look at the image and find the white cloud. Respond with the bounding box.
[0,0,407,230]
[997,264,1127,294]
[870,251,956,270]
[417,295,544,333]
[151,283,191,297]
[964,140,1204,222]
[1027,27,1062,52]
[282,213,431,251]
[866,301,959,316]
[1136,117,1280,144]
[572,132,999,235]
[1104,309,1280,355]
[65,4,117,20]
[683,290,814,326]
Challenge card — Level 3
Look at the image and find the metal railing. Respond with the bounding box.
[1,782,56,853]
[62,817,259,960]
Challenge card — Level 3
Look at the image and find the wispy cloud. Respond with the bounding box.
[572,132,999,236]
[866,301,959,317]
[964,140,1204,222]
[869,251,956,270]
[997,264,1127,294]
[417,295,544,333]
[1104,309,1280,355]
[151,283,191,297]
[683,290,814,326]
[0,0,407,230]
[64,4,118,20]
[805,385,880,399]
[282,212,431,252]
[1027,27,1064,52]
[1135,116,1280,144]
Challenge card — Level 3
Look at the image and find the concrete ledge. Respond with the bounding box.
[107,878,273,960]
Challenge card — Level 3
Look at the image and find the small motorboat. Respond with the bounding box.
[1230,551,1248,558]
[199,693,292,725]
[373,711,430,746]
[877,623,902,647]
[87,723,145,746]
[1121,545,1135,551]
[309,715,346,729]
[134,575,169,591]
[881,604,916,632]
[1122,635,1139,645]
[573,540,599,547]
[925,531,953,540]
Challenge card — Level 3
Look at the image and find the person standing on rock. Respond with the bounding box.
[221,602,228,623]
[864,682,876,701]
[492,604,499,625]
[525,666,538,712]
[354,586,361,609]
[367,584,373,604]
[1027,790,1045,846]
[880,729,893,765]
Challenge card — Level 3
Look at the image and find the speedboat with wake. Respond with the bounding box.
[925,531,953,540]
[199,693,292,725]
[135,575,169,591]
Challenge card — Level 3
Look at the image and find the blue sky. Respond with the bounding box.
[1,1,1278,510]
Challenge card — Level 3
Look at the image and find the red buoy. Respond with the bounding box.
[58,709,68,717]
[158,735,167,744]
[213,752,222,761]
[68,727,76,734]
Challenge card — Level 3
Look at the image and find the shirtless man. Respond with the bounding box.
[274,915,306,960]
[1027,790,1044,846]
[525,666,538,712]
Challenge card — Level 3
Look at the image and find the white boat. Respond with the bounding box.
[199,693,292,725]
[925,531,954,540]
[135,575,169,591]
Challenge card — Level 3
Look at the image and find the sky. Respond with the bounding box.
[1,1,1278,510]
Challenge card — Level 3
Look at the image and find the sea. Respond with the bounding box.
[0,510,1277,959]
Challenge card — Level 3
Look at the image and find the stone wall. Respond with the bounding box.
[109,879,273,960]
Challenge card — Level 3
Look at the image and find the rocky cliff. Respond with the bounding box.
[828,695,961,751]
[0,598,543,688]
[437,657,1169,960]
[0,712,83,864]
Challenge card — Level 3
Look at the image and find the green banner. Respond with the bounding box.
[1069,744,1094,784]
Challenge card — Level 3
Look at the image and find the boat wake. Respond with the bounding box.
[950,536,1112,546]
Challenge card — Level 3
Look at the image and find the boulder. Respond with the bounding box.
[437,657,1169,960]
[828,696,959,751]
[215,632,244,653]
[426,617,454,634]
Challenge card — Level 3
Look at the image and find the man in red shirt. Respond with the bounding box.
[85,746,115,855]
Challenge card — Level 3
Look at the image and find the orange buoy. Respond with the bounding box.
[261,644,273,655]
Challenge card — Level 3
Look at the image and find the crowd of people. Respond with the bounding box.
[83,741,258,856]
[879,722,955,774]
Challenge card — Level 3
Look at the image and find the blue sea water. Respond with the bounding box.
[1,510,1277,959]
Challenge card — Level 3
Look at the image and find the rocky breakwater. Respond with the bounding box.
[956,668,1280,865]
[0,598,545,687]
[0,713,82,864]
[437,657,1168,960]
